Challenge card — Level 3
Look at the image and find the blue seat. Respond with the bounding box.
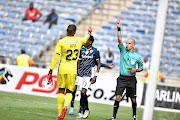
[0,1,7,5]
[66,15,79,23]
[20,2,30,8]
[174,43,180,49]
[13,36,22,42]
[126,26,134,32]
[0,18,9,23]
[133,0,141,4]
[139,5,147,11]
[102,23,113,30]
[13,7,22,13]
[38,27,48,34]
[27,26,36,32]
[167,48,176,54]
[32,33,41,39]
[3,24,13,30]
[0,29,7,36]
[16,25,26,31]
[2,6,11,12]
[121,9,130,15]
[42,5,51,11]
[136,28,145,34]
[9,30,19,36]
[19,44,30,49]
[167,59,177,66]
[165,36,176,42]
[8,12,17,18]
[161,53,171,59]
[144,1,153,6]
[127,4,137,10]
[33,21,43,27]
[21,32,30,38]
[23,20,32,26]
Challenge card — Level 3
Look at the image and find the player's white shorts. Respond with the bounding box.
[75,76,91,91]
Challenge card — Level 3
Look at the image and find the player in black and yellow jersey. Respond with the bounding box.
[47,24,92,120]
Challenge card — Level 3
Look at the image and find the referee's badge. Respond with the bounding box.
[131,59,136,65]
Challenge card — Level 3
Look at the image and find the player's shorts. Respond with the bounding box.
[76,76,91,91]
[115,75,137,98]
[57,74,76,92]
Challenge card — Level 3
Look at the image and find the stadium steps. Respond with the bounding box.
[75,0,133,37]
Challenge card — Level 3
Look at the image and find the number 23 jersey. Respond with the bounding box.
[54,35,89,74]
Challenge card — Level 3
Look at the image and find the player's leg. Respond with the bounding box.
[81,77,92,118]
[69,75,80,115]
[57,74,66,118]
[59,74,76,119]
[109,76,126,120]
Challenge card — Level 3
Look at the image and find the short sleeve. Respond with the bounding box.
[138,56,143,69]
[95,50,100,60]
[36,9,41,14]
[118,44,126,52]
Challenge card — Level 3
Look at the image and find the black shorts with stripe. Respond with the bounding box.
[115,75,137,98]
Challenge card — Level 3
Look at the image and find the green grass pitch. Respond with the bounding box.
[0,91,179,120]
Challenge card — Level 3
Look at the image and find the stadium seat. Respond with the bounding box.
[21,32,30,38]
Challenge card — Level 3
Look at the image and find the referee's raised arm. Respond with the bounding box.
[116,20,123,46]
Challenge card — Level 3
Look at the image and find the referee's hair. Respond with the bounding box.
[67,24,76,36]
[89,35,94,43]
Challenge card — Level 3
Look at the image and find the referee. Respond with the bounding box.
[108,19,143,120]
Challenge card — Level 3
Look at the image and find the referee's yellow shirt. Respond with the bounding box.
[50,34,90,74]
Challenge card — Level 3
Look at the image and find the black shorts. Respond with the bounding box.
[115,75,137,98]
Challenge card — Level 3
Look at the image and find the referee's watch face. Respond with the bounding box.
[126,39,135,51]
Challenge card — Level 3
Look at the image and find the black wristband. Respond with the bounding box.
[136,69,138,72]
[117,27,121,31]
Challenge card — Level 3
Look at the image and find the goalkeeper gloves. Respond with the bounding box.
[47,69,53,83]
[88,26,93,34]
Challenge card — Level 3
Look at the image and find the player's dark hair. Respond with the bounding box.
[88,35,94,43]
[67,24,76,36]
[21,49,26,54]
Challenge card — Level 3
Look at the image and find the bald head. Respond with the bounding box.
[128,38,135,45]
[126,38,136,52]
[67,24,76,36]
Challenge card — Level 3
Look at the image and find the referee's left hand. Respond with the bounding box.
[131,68,136,73]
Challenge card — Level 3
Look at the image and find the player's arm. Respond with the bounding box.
[82,26,93,44]
[37,9,42,20]
[117,17,123,45]
[47,42,61,83]
[77,59,81,75]
[101,63,115,68]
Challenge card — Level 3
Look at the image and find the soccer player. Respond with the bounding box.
[108,18,143,120]
[69,37,115,118]
[69,35,101,119]
[47,24,92,120]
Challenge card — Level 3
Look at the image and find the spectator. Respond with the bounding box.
[43,8,58,29]
[134,48,138,53]
[104,47,114,63]
[22,2,42,22]
[143,57,150,72]
[144,70,164,83]
[16,49,34,67]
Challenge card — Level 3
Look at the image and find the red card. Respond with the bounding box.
[118,16,122,22]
